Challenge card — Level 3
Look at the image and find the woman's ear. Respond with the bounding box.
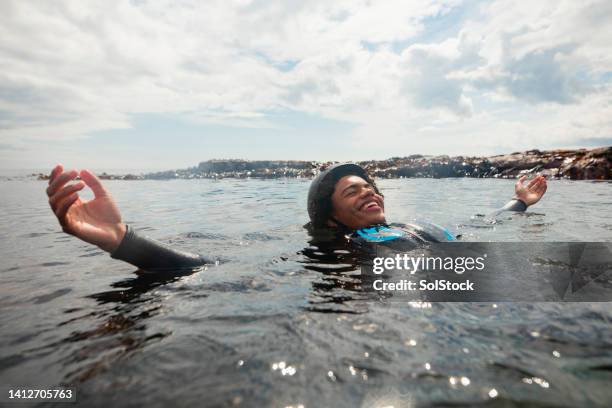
[326,218,338,227]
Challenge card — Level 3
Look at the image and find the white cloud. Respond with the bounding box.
[0,0,611,162]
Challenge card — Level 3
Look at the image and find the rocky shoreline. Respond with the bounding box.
[34,146,611,181]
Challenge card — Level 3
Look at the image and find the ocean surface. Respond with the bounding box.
[1,177,612,407]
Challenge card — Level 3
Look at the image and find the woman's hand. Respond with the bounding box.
[46,164,126,253]
[514,174,548,207]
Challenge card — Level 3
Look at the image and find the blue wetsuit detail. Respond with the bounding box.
[443,228,456,241]
[356,226,407,242]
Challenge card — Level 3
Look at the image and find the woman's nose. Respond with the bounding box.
[359,187,374,198]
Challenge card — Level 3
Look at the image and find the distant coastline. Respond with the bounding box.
[33,146,611,181]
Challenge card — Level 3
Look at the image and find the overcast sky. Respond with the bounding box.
[1,0,611,170]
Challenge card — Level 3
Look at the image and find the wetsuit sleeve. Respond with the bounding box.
[498,198,528,212]
[487,198,528,219]
[110,224,213,271]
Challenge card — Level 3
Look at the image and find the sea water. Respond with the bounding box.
[1,177,611,407]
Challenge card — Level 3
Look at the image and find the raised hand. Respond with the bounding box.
[514,174,548,207]
[46,164,126,253]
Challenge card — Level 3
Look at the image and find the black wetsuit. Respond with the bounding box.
[110,199,528,271]
[111,225,215,270]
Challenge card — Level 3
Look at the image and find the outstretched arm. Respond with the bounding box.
[491,175,548,215]
[46,164,212,271]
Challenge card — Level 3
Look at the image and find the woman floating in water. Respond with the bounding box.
[45,163,547,271]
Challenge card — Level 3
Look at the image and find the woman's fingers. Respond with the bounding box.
[49,164,63,185]
[46,169,78,197]
[526,176,545,189]
[80,169,107,198]
[55,193,80,227]
[527,177,547,199]
[527,176,541,188]
[48,181,85,210]
[534,177,546,189]
[536,180,548,194]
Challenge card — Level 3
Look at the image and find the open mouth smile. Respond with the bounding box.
[359,199,382,212]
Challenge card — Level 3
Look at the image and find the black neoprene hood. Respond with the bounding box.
[307,163,378,228]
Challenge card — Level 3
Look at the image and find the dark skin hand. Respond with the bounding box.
[514,175,547,206]
[46,164,126,253]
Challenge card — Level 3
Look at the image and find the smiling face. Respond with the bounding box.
[329,175,386,229]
